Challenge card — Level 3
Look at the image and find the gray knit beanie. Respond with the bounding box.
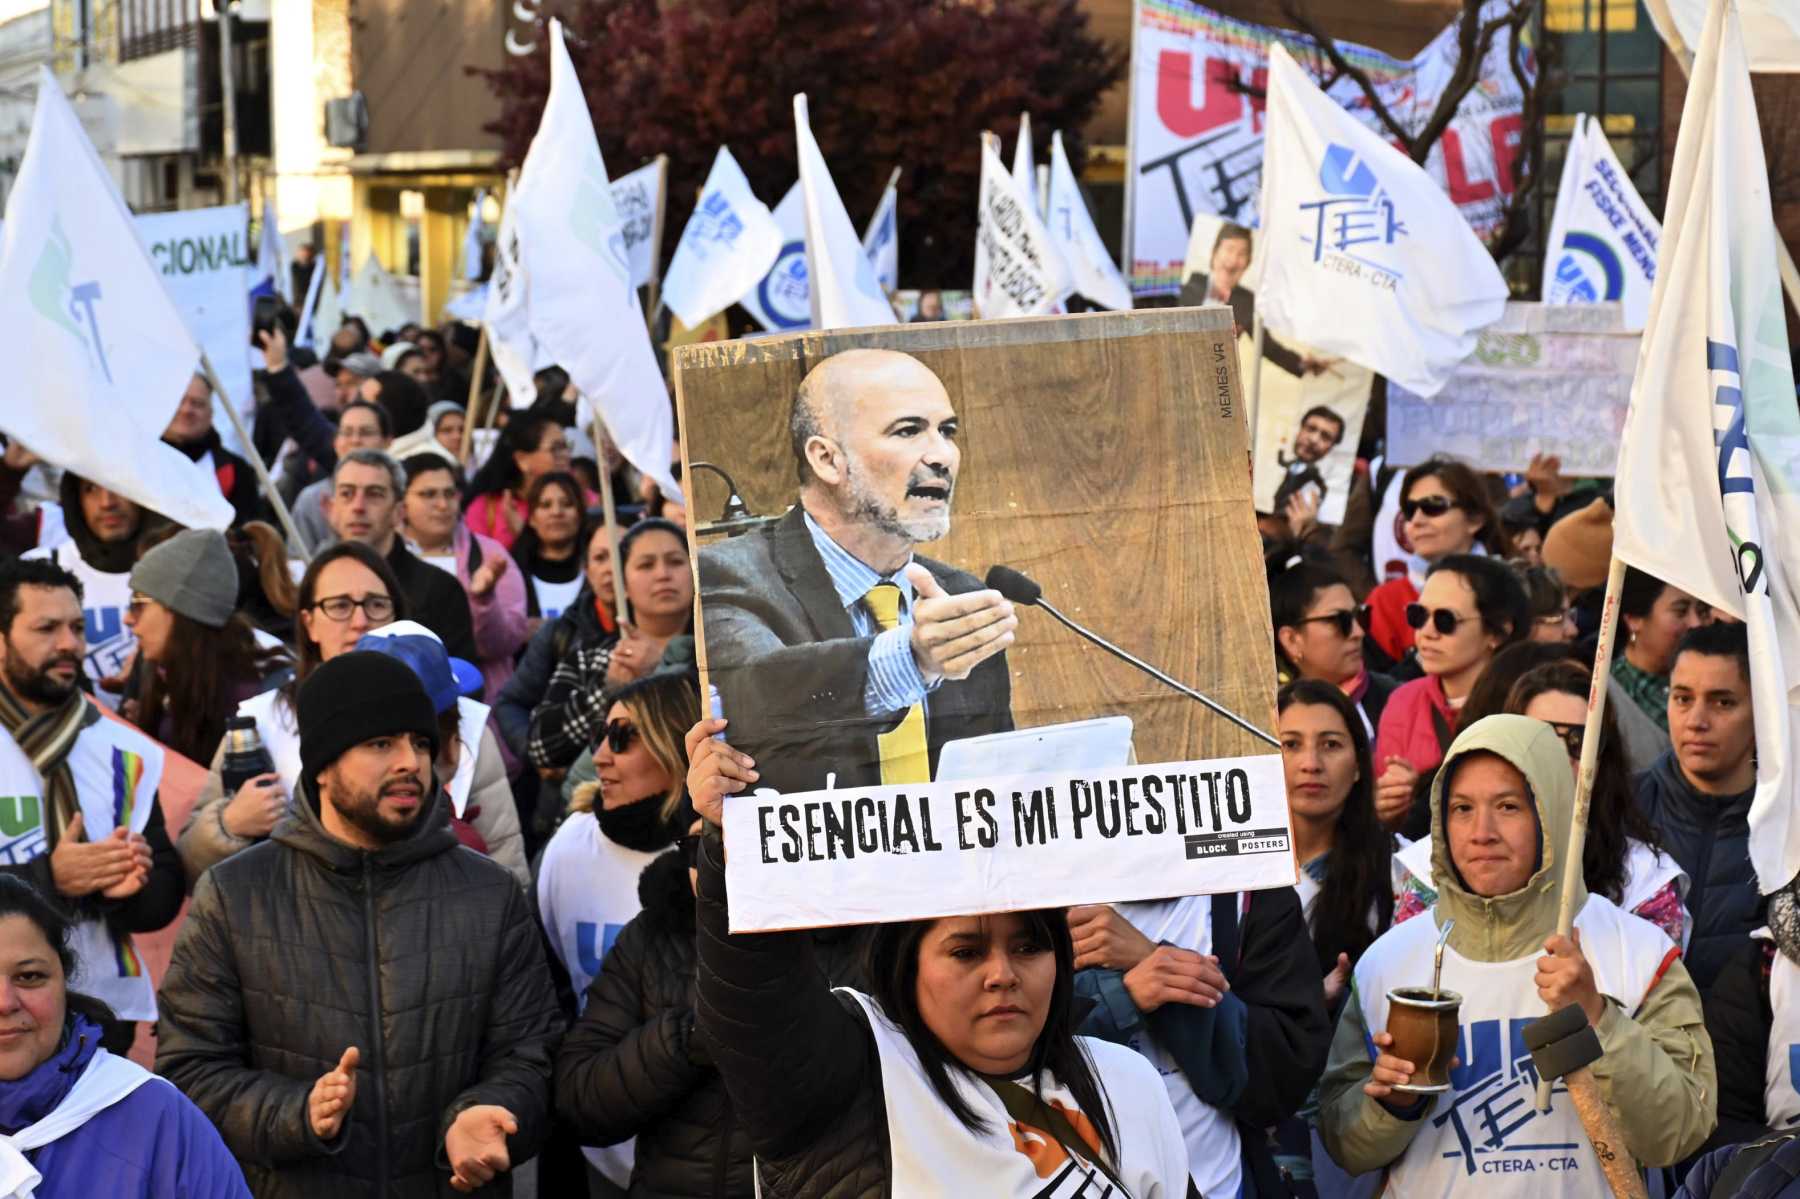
[128,528,239,628]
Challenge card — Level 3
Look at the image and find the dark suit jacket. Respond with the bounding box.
[1272,457,1328,515]
[698,507,1013,797]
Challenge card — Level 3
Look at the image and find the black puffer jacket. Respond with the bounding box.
[1635,749,1760,992]
[556,849,754,1197]
[155,783,563,1197]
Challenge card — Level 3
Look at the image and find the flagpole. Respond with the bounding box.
[643,154,670,334]
[198,352,311,558]
[1247,311,1265,435]
[1643,0,1800,315]
[458,326,491,465]
[1533,553,1629,1112]
[590,415,632,625]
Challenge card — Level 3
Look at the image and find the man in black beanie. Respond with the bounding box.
[156,652,561,1197]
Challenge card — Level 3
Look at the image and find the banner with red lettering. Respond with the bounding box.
[1128,0,1531,295]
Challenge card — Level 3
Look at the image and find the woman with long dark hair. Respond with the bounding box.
[1278,679,1398,994]
[123,530,291,763]
[463,413,595,551]
[509,471,588,624]
[684,722,1193,1196]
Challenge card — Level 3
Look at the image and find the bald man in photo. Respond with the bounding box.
[699,349,1016,797]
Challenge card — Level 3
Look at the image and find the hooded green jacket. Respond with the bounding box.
[1317,714,1717,1174]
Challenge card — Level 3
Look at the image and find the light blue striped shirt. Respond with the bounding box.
[802,511,937,717]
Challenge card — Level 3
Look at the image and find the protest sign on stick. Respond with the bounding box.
[1248,336,1372,526]
[674,306,1290,932]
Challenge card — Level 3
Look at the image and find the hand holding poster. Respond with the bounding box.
[674,307,1290,932]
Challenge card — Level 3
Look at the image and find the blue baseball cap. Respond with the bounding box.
[353,621,483,715]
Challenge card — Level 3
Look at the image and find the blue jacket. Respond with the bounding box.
[0,1014,248,1198]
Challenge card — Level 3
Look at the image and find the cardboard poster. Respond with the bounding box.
[1249,336,1372,525]
[674,308,1293,931]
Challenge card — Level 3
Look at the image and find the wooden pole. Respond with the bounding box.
[591,418,633,626]
[1534,554,1628,1111]
[199,352,311,559]
[458,326,490,465]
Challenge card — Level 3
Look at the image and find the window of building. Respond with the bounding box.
[120,0,198,63]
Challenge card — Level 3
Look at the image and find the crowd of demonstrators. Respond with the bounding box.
[512,471,590,624]
[465,413,586,551]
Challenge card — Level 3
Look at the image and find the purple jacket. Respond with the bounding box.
[0,1014,248,1198]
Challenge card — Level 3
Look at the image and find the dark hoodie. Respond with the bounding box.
[56,470,166,574]
[1636,748,1759,992]
[155,783,562,1198]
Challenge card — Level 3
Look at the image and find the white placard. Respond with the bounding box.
[136,203,254,455]
[723,754,1293,932]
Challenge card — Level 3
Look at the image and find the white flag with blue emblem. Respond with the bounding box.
[255,198,287,301]
[739,184,809,332]
[795,94,896,329]
[860,171,899,294]
[464,189,488,282]
[1247,43,1507,397]
[1541,114,1661,330]
[1612,0,1800,894]
[508,19,680,499]
[0,68,233,530]
[1048,131,1132,311]
[663,147,782,328]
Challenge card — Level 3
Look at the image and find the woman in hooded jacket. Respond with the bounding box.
[1318,714,1715,1193]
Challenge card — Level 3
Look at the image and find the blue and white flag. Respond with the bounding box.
[1542,113,1661,330]
[739,183,810,332]
[1047,131,1131,311]
[1612,0,1800,894]
[663,147,782,328]
[861,171,900,294]
[508,20,680,499]
[795,94,895,329]
[464,189,488,282]
[0,68,233,530]
[253,198,287,301]
[1246,43,1507,397]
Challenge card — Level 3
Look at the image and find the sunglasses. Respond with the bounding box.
[1405,603,1475,636]
[1400,495,1460,521]
[1545,720,1585,760]
[600,719,639,755]
[1295,608,1362,638]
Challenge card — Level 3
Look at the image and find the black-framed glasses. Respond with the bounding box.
[1295,609,1358,638]
[1400,495,1459,521]
[1545,720,1585,760]
[1405,603,1473,636]
[308,593,395,622]
[601,719,639,755]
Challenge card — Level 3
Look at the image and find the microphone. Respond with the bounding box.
[985,565,1280,748]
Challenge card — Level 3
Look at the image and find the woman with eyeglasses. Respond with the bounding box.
[510,471,589,627]
[463,413,599,552]
[1613,566,1712,734]
[177,542,529,886]
[538,669,698,1194]
[1269,557,1396,741]
[1389,660,1688,947]
[1361,458,1512,672]
[1372,555,1530,830]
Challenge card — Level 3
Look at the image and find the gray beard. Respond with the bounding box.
[842,456,951,544]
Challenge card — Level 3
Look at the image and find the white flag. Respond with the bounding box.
[739,184,809,332]
[794,94,895,329]
[610,158,664,289]
[0,68,233,530]
[464,189,488,283]
[1647,0,1800,70]
[256,198,287,301]
[1541,114,1662,330]
[1247,43,1507,397]
[861,172,900,294]
[294,237,326,348]
[344,255,416,338]
[1012,113,1038,214]
[1612,0,1800,894]
[483,200,541,407]
[509,20,680,499]
[973,132,1072,319]
[1047,132,1132,311]
[663,147,782,328]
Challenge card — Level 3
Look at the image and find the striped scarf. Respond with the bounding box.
[0,682,98,850]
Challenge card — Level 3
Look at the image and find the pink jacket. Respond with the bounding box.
[1373,675,1456,779]
[442,523,529,700]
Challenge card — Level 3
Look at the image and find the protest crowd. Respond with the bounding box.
[2,0,1800,1196]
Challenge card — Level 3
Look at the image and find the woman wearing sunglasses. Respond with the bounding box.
[178,542,527,887]
[1361,459,1511,671]
[1372,555,1529,830]
[538,668,698,1194]
[1389,660,1688,948]
[1270,558,1396,741]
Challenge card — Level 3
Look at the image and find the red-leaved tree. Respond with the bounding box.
[473,0,1122,288]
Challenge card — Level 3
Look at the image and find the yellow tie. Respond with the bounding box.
[864,582,930,785]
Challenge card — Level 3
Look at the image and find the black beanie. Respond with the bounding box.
[299,651,440,786]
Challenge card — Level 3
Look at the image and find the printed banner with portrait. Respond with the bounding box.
[1127,0,1531,295]
[675,308,1293,931]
